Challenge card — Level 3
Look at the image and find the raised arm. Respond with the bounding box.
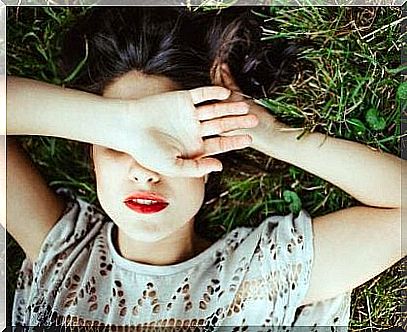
[246,102,404,303]
[8,76,255,177]
[251,109,401,208]
[216,64,401,208]
[7,76,127,143]
[215,64,404,302]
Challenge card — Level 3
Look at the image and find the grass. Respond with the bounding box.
[6,5,406,329]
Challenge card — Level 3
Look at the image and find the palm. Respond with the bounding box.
[123,87,258,177]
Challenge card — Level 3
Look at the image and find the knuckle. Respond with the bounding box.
[219,137,227,151]
[230,137,239,149]
[228,118,238,131]
[192,88,203,104]
[199,108,209,120]
[214,104,222,117]
[200,88,208,101]
[208,142,216,155]
[219,119,227,132]
[210,123,219,135]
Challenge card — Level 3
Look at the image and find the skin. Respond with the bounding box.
[93,70,214,265]
[7,76,256,178]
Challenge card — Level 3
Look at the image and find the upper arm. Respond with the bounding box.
[6,137,66,262]
[302,206,403,305]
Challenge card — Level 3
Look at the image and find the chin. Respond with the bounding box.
[117,218,179,241]
[123,227,176,243]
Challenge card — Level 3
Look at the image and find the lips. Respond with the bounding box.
[124,192,169,214]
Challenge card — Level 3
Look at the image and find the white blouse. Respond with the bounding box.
[13,189,351,329]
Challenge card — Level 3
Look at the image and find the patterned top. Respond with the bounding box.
[13,190,351,329]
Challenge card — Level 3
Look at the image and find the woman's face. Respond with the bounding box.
[92,71,206,242]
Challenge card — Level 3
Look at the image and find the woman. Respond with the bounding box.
[7,7,403,328]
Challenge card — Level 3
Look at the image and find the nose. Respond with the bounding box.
[128,159,160,184]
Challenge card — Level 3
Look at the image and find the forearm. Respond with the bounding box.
[7,77,132,146]
[251,111,401,208]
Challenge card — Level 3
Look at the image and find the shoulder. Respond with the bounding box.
[49,188,106,239]
[210,211,315,325]
[34,189,107,270]
[217,210,313,272]
[13,190,109,323]
[237,210,313,257]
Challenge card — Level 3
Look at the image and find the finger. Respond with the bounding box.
[200,115,258,137]
[196,101,249,121]
[203,135,253,156]
[174,157,223,177]
[189,86,231,104]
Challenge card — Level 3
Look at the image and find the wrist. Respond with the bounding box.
[91,98,147,151]
[250,110,288,156]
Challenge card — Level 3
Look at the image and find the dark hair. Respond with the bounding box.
[60,7,300,238]
[60,7,298,98]
[61,7,211,94]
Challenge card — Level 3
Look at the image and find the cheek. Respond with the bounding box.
[93,159,120,200]
[177,179,205,213]
[94,166,110,206]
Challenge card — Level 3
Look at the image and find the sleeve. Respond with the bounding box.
[12,188,106,325]
[244,210,351,327]
[255,210,313,325]
[29,188,105,287]
[292,292,351,327]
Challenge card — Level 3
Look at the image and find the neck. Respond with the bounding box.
[114,219,212,266]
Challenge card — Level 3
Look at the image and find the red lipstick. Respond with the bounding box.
[124,192,169,214]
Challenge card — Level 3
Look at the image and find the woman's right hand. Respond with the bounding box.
[107,86,258,177]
